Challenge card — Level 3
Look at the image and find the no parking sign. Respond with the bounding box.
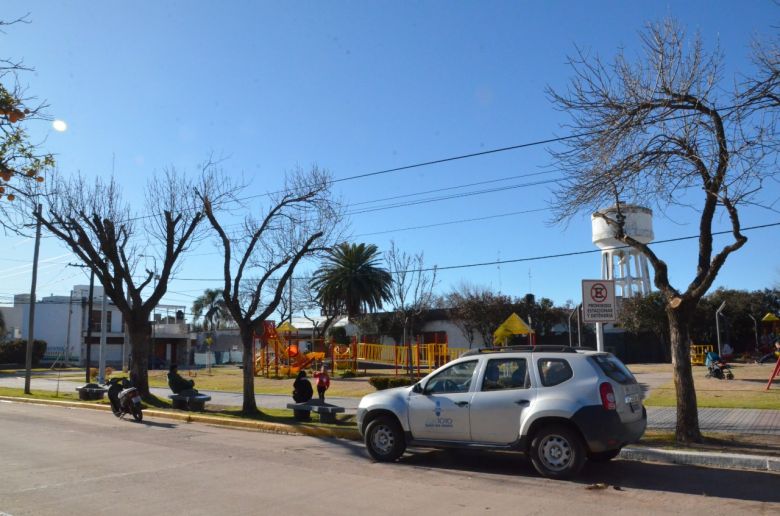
[582,279,616,323]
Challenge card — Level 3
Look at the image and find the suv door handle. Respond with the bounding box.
[454,401,469,407]
[515,400,530,406]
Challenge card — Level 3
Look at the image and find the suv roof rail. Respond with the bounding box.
[461,345,580,357]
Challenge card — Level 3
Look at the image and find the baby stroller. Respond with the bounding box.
[705,351,734,380]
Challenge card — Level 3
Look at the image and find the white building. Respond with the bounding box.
[1,285,124,364]
[0,285,194,367]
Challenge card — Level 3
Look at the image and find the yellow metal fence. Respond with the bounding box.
[690,344,714,366]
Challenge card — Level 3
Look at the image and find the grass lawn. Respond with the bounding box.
[146,366,378,397]
[642,363,780,410]
[0,386,354,429]
[0,386,84,402]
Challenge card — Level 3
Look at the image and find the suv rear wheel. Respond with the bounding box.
[365,416,406,462]
[529,424,585,479]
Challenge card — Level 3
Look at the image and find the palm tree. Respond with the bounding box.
[191,289,230,331]
[311,243,393,319]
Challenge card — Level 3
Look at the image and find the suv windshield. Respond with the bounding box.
[591,355,636,385]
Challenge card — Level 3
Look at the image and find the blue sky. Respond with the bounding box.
[1,1,778,317]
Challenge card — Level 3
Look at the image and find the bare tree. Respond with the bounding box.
[446,283,513,347]
[36,167,204,396]
[547,20,776,443]
[0,16,54,232]
[293,273,339,339]
[385,241,437,374]
[198,166,342,414]
[744,32,780,109]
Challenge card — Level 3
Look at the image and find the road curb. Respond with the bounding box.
[621,446,780,473]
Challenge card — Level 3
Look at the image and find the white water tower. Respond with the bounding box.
[591,204,654,298]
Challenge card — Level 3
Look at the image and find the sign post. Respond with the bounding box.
[582,280,617,352]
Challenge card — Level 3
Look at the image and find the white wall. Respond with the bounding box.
[1,286,124,363]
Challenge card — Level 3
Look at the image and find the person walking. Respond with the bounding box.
[314,365,331,402]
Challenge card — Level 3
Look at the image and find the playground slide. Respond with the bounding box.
[294,351,325,370]
[255,348,324,376]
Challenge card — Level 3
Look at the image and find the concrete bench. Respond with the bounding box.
[76,386,107,401]
[168,393,212,411]
[286,400,345,424]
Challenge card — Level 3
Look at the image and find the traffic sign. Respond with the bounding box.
[582,279,616,323]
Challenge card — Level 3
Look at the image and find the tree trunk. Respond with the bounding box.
[128,321,151,397]
[667,306,702,443]
[240,327,259,414]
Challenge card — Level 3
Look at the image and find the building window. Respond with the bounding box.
[91,310,112,332]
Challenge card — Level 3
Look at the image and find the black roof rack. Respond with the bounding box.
[462,345,581,357]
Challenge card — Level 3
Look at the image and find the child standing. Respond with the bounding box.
[314,365,331,402]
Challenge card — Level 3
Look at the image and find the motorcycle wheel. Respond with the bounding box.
[132,404,143,422]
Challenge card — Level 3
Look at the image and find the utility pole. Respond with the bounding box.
[24,204,43,395]
[715,301,727,356]
[63,293,73,367]
[748,314,759,352]
[85,270,95,383]
[97,283,108,384]
[288,277,294,324]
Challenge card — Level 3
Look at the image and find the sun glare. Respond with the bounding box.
[52,119,68,132]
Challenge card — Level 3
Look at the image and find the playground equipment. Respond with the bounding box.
[690,344,714,366]
[493,313,536,346]
[253,322,467,377]
[254,321,324,377]
[337,334,463,376]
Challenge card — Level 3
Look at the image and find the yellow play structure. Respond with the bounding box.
[493,313,536,346]
[254,321,324,377]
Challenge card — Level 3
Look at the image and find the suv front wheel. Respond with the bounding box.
[529,424,585,479]
[365,416,406,462]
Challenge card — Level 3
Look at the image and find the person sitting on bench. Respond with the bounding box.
[292,370,313,403]
[168,364,198,396]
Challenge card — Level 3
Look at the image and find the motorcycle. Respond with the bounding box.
[106,377,143,422]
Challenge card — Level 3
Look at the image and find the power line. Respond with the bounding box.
[348,170,557,207]
[353,207,549,237]
[157,221,780,281]
[346,177,561,216]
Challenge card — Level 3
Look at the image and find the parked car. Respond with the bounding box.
[356,345,646,479]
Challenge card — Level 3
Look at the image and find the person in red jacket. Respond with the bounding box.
[313,365,331,402]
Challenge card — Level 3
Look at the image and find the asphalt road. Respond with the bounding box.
[1,401,778,515]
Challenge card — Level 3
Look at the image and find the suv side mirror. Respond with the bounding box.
[412,383,423,394]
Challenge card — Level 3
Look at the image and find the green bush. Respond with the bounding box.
[0,339,47,365]
[340,369,357,379]
[369,376,417,390]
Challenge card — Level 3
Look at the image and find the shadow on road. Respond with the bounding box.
[312,433,367,459]
[137,419,178,429]
[397,449,780,503]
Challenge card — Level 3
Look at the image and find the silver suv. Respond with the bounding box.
[356,346,646,479]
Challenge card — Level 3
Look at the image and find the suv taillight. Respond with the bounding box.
[599,382,616,410]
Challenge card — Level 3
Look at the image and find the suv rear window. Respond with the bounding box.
[591,354,637,385]
[537,358,573,387]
